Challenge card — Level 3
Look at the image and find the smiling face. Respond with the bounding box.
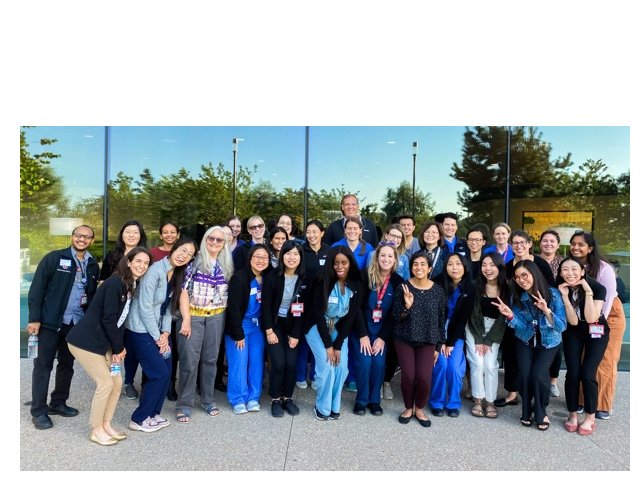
[481,256,499,282]
[71,226,95,252]
[282,247,301,271]
[493,226,510,247]
[399,218,415,237]
[511,235,532,259]
[446,255,465,283]
[560,259,585,286]
[411,256,432,280]
[442,217,458,240]
[341,195,359,217]
[170,242,196,267]
[250,249,270,275]
[129,252,151,279]
[569,235,592,262]
[344,220,362,242]
[514,266,534,292]
[423,225,440,248]
[466,232,485,254]
[228,219,242,238]
[248,219,266,242]
[377,245,396,273]
[270,232,287,253]
[277,215,293,236]
[122,225,141,249]
[333,253,350,279]
[205,230,226,257]
[160,224,178,248]
[540,233,560,256]
[306,224,324,246]
[385,228,403,248]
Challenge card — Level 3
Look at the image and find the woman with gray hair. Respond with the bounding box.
[175,226,234,423]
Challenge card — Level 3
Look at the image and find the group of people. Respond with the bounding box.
[26,193,627,445]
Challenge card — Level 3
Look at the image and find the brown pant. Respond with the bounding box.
[596,297,626,411]
[68,344,122,429]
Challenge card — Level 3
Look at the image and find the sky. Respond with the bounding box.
[24,125,629,216]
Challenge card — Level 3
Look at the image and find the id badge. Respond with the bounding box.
[80,293,88,306]
[291,302,304,317]
[256,289,262,303]
[372,308,383,322]
[589,324,605,338]
[328,295,338,304]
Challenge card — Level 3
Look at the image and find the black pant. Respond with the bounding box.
[31,323,75,417]
[563,328,608,414]
[515,340,559,424]
[549,347,563,378]
[500,327,520,393]
[383,339,398,383]
[266,317,299,399]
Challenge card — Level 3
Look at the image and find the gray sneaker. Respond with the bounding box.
[128,416,161,433]
[550,384,560,397]
[124,383,139,400]
[383,382,394,400]
[153,414,170,428]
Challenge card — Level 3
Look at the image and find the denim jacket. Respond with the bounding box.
[508,287,566,349]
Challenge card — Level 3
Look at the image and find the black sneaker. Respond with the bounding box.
[329,411,341,420]
[124,383,139,400]
[282,398,300,416]
[431,408,445,417]
[314,406,329,421]
[271,399,284,418]
[446,408,460,417]
[353,403,366,416]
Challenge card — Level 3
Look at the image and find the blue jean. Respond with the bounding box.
[430,338,466,410]
[225,319,265,407]
[305,324,349,416]
[351,322,385,406]
[124,330,172,424]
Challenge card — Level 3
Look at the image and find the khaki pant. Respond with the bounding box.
[596,297,627,411]
[68,344,122,429]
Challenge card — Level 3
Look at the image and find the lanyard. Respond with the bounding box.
[376,275,391,307]
[74,256,87,284]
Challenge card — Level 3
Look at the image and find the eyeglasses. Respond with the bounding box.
[252,255,270,261]
[514,272,531,281]
[467,238,484,244]
[176,247,195,259]
[207,236,225,244]
[386,233,402,240]
[248,223,265,230]
[512,241,530,247]
[73,233,94,240]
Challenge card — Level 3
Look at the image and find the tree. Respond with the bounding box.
[380,180,435,226]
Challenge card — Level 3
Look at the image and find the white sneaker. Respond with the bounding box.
[549,384,560,397]
[311,381,318,390]
[153,414,171,428]
[246,400,261,412]
[296,381,308,389]
[383,382,394,400]
[129,416,161,433]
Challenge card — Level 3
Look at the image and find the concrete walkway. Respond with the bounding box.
[19,359,630,471]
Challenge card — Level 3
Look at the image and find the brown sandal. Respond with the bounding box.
[484,402,498,418]
[471,398,485,417]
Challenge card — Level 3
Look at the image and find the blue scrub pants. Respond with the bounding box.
[430,338,466,410]
[306,324,349,416]
[351,322,385,406]
[225,319,265,407]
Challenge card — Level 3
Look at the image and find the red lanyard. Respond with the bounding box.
[376,275,391,307]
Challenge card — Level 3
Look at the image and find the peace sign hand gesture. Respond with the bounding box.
[491,296,513,319]
[401,283,414,309]
[530,290,549,313]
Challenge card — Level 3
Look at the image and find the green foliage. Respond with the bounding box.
[380,180,435,226]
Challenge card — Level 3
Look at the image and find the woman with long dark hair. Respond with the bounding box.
[226,215,245,253]
[465,252,510,419]
[304,246,370,420]
[557,256,609,435]
[262,240,308,417]
[392,251,447,427]
[429,252,474,418]
[66,247,152,445]
[124,237,195,432]
[100,220,148,282]
[267,226,288,269]
[570,230,625,420]
[493,259,566,431]
[149,221,180,262]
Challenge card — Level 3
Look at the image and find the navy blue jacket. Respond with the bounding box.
[28,247,100,332]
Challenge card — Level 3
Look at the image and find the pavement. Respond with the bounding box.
[19,358,630,472]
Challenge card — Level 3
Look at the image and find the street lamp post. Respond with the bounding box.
[412,141,418,218]
[232,138,238,215]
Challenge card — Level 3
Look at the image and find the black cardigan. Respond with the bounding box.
[444,280,476,347]
[66,275,129,355]
[304,276,365,351]
[225,266,272,341]
[260,269,310,339]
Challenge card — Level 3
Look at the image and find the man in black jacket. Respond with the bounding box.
[324,194,378,246]
[27,225,100,429]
